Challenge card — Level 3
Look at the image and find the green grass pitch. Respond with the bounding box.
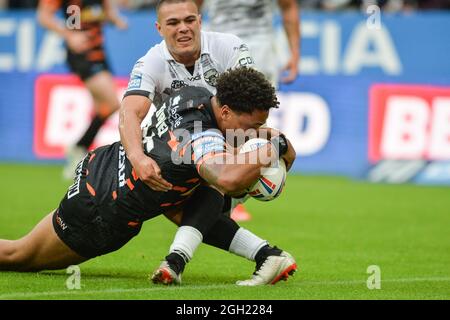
[0,164,449,300]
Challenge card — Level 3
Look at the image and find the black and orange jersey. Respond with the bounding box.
[41,0,107,26]
[72,86,228,225]
[40,0,107,62]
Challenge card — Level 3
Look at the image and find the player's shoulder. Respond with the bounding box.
[177,86,212,99]
[164,86,215,125]
[202,31,245,52]
[133,41,167,74]
[169,86,213,110]
[142,42,166,63]
[203,31,242,43]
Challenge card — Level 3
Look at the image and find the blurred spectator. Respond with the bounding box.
[37,0,127,179]
[416,0,450,9]
[95,0,450,11]
[360,0,450,11]
[321,0,356,10]
[121,0,157,9]
[199,0,300,85]
[8,0,37,8]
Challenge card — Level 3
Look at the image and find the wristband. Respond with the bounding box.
[270,134,288,157]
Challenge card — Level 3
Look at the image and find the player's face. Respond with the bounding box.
[156,2,202,65]
[220,106,269,132]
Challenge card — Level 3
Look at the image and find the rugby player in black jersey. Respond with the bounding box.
[0,68,297,286]
[37,0,127,179]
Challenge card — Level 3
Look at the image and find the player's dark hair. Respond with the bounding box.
[216,68,279,114]
[156,0,198,13]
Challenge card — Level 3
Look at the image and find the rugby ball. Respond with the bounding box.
[239,138,287,201]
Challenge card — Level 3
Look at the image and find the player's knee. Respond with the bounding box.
[0,240,35,271]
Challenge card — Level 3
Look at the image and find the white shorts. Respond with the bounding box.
[242,34,280,87]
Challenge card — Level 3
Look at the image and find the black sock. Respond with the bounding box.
[203,215,240,251]
[181,186,224,235]
[76,115,106,149]
[166,186,225,275]
[165,252,187,275]
[254,245,282,266]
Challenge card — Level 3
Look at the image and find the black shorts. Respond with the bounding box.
[67,49,111,81]
[52,153,142,259]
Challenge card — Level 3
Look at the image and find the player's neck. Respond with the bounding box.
[171,49,200,68]
[211,97,225,134]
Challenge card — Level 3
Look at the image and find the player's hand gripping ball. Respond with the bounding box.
[239,138,287,201]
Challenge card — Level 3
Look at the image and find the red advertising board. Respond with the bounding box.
[369,84,450,162]
[34,74,128,159]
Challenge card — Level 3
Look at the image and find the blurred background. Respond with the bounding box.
[0,0,449,186]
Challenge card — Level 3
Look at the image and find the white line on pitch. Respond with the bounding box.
[1,277,449,299]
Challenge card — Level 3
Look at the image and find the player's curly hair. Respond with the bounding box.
[216,67,279,114]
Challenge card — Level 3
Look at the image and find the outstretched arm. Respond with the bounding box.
[37,0,91,54]
[278,0,301,83]
[120,95,173,191]
[103,0,128,30]
[37,0,67,38]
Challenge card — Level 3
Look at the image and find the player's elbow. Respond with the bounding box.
[216,175,247,195]
[216,177,236,194]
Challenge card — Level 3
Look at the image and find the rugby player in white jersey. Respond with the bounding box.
[197,0,300,86]
[124,0,255,221]
[120,0,297,286]
[121,0,255,192]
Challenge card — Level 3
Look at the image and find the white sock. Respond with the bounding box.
[229,227,268,261]
[169,226,203,262]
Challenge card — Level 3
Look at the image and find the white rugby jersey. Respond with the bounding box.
[124,31,255,106]
[205,0,275,39]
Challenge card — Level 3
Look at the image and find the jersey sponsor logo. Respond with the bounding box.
[118,144,127,187]
[235,44,250,53]
[203,68,219,87]
[191,130,226,163]
[55,211,68,231]
[169,104,183,128]
[187,74,202,82]
[238,57,254,67]
[171,80,188,90]
[192,138,225,163]
[156,103,169,137]
[67,156,86,199]
[165,94,183,130]
[128,72,142,90]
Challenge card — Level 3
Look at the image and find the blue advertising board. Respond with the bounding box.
[0,10,449,182]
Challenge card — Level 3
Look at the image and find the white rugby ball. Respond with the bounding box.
[239,138,287,201]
